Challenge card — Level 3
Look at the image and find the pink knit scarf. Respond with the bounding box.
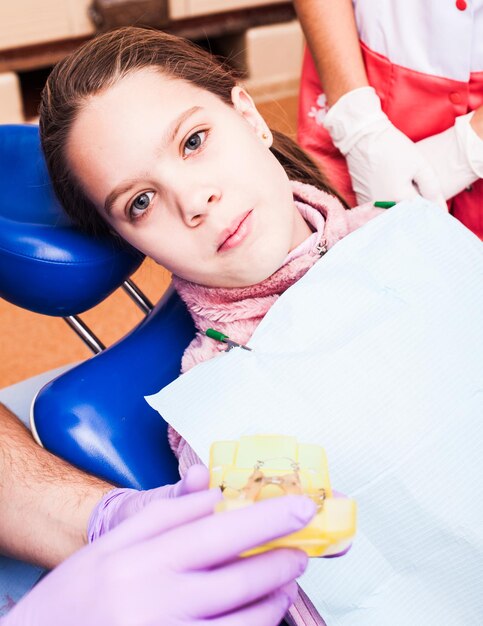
[168,181,382,626]
[172,180,382,374]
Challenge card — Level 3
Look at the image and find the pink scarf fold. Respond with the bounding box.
[168,181,382,626]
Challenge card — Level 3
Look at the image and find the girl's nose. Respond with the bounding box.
[178,186,221,227]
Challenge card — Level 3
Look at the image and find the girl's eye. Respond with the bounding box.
[183,131,206,156]
[129,191,154,219]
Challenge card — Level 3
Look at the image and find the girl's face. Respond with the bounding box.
[67,69,311,287]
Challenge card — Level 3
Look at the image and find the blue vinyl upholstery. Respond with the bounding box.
[0,124,143,315]
[32,291,195,487]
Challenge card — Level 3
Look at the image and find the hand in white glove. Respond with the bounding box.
[417,109,483,200]
[324,87,446,207]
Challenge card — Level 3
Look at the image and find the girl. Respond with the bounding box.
[38,26,389,626]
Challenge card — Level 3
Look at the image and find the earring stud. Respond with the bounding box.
[262,131,269,140]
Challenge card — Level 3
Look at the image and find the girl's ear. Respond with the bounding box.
[231,86,273,147]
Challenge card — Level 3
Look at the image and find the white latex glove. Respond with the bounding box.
[324,87,446,207]
[417,111,483,200]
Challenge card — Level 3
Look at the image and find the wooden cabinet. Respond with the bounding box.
[171,0,284,19]
[0,0,289,50]
[0,0,94,51]
[0,0,298,122]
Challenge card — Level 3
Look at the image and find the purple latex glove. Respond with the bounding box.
[2,491,316,626]
[88,464,210,541]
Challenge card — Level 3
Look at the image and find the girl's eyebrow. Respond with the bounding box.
[104,178,145,216]
[104,105,203,216]
[158,105,203,157]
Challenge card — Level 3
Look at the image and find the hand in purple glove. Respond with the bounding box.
[87,464,210,541]
[3,491,316,626]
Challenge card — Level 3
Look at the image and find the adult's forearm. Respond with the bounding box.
[0,403,112,568]
[294,0,368,105]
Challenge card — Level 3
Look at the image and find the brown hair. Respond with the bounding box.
[39,26,347,236]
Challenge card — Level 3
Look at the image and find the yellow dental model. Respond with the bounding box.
[209,435,356,557]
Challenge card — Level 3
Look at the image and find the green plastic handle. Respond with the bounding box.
[206,328,229,343]
[374,201,396,209]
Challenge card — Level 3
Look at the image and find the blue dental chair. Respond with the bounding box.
[0,123,197,489]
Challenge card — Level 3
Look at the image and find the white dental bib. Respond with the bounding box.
[147,199,483,626]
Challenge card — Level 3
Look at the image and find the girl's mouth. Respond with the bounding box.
[217,209,253,252]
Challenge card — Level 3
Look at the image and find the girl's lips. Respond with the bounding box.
[217,210,253,252]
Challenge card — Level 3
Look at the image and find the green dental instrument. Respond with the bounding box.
[374,201,396,208]
[205,328,252,351]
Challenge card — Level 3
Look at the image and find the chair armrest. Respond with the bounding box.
[32,289,195,489]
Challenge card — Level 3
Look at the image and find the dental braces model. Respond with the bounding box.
[209,435,356,557]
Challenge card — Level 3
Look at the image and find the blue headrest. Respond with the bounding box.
[0,124,143,316]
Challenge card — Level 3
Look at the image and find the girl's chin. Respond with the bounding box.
[176,256,285,288]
